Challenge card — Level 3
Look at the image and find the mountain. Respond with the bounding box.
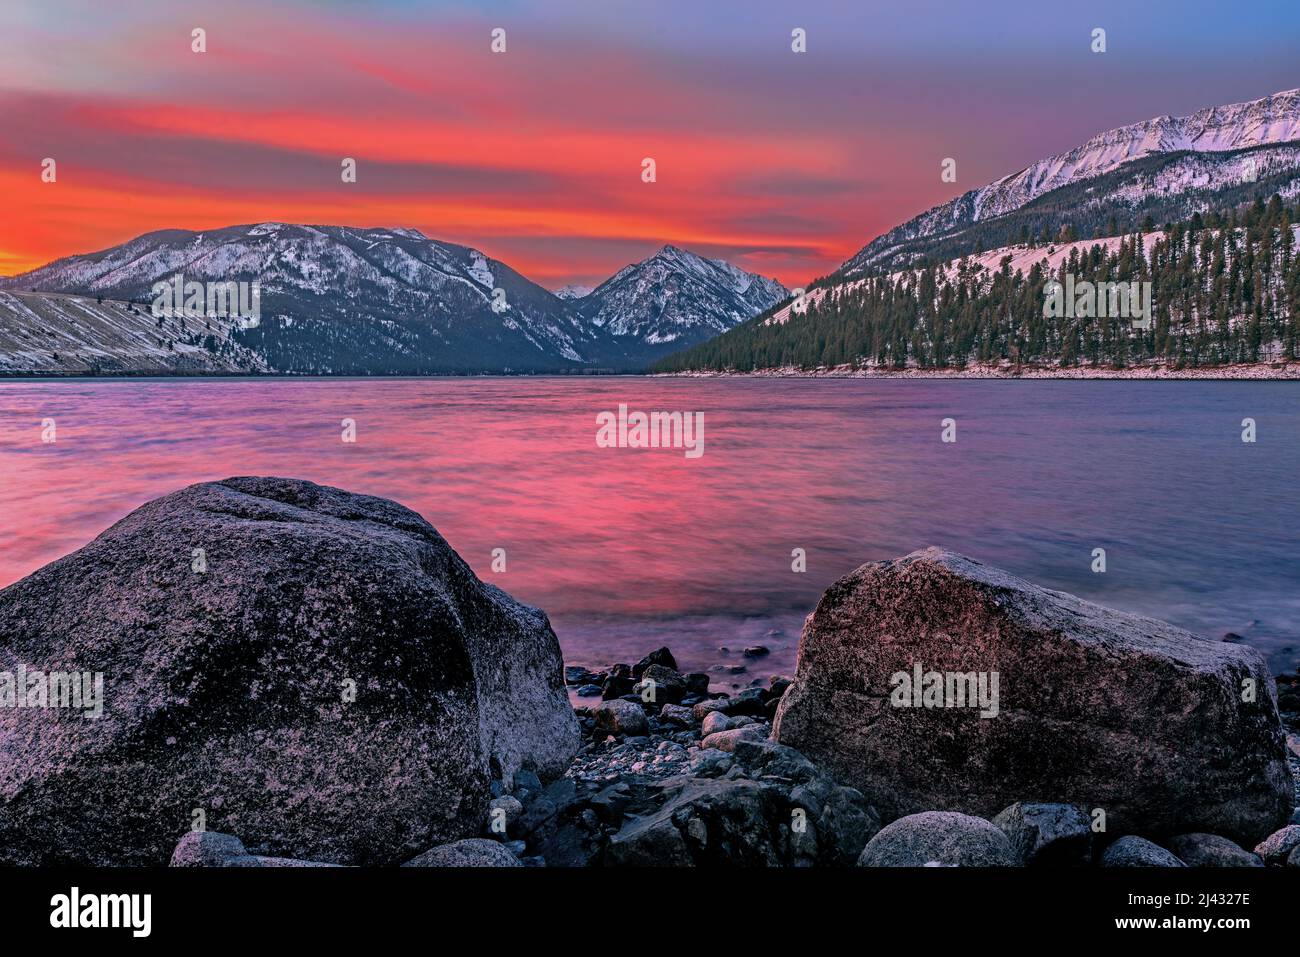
[0,289,267,374]
[1,223,606,374]
[577,245,788,357]
[0,226,786,374]
[554,284,593,300]
[844,88,1300,274]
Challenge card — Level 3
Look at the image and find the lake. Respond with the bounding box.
[1,377,1297,692]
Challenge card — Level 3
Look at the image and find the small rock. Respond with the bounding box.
[684,673,710,695]
[689,750,733,778]
[723,688,768,716]
[633,647,678,678]
[486,796,525,835]
[817,786,881,865]
[701,711,733,736]
[636,664,687,704]
[576,684,603,697]
[513,769,543,796]
[692,698,730,721]
[701,726,765,753]
[601,674,635,700]
[742,645,771,658]
[1100,836,1185,867]
[594,699,649,737]
[659,704,694,727]
[1168,834,1262,867]
[403,839,523,867]
[992,803,1091,866]
[857,812,1017,867]
[1253,825,1300,865]
[590,782,632,825]
[169,831,250,867]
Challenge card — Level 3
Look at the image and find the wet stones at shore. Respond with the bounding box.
[168,634,1300,869]
[774,547,1295,846]
[0,477,580,866]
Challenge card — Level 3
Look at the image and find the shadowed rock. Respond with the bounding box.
[1101,836,1185,867]
[1167,833,1262,867]
[402,838,522,867]
[857,811,1017,867]
[774,548,1293,846]
[0,477,579,865]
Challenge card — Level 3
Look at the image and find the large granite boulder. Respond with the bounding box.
[774,548,1293,846]
[0,477,580,865]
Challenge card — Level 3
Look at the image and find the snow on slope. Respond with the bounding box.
[580,245,787,348]
[845,88,1300,272]
[0,290,268,373]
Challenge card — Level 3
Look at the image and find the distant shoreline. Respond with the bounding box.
[657,361,1300,380]
[3,362,1300,381]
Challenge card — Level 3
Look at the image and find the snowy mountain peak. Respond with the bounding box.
[554,284,593,300]
[578,245,788,349]
[845,87,1300,273]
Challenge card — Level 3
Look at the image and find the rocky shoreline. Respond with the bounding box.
[2,478,1296,868]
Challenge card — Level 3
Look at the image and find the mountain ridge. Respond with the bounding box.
[0,224,787,374]
[843,87,1300,274]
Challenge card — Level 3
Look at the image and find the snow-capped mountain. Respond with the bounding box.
[2,223,603,373]
[0,226,788,373]
[578,245,788,355]
[554,284,593,300]
[844,88,1300,273]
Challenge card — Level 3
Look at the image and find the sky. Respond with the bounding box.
[1,0,1298,288]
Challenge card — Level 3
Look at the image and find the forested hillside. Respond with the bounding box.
[654,196,1300,373]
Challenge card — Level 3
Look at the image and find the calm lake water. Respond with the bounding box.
[1,378,1297,689]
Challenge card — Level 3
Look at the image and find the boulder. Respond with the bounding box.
[169,831,252,867]
[0,477,580,866]
[992,803,1092,866]
[1253,825,1300,865]
[169,831,338,867]
[632,647,678,679]
[692,699,730,721]
[774,548,1293,846]
[594,699,649,737]
[701,711,733,736]
[856,811,1017,867]
[1100,836,1185,867]
[403,839,522,867]
[1167,833,1262,867]
[659,704,694,727]
[636,664,686,705]
[701,726,765,752]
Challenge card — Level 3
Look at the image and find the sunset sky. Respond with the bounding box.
[1,0,1298,288]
